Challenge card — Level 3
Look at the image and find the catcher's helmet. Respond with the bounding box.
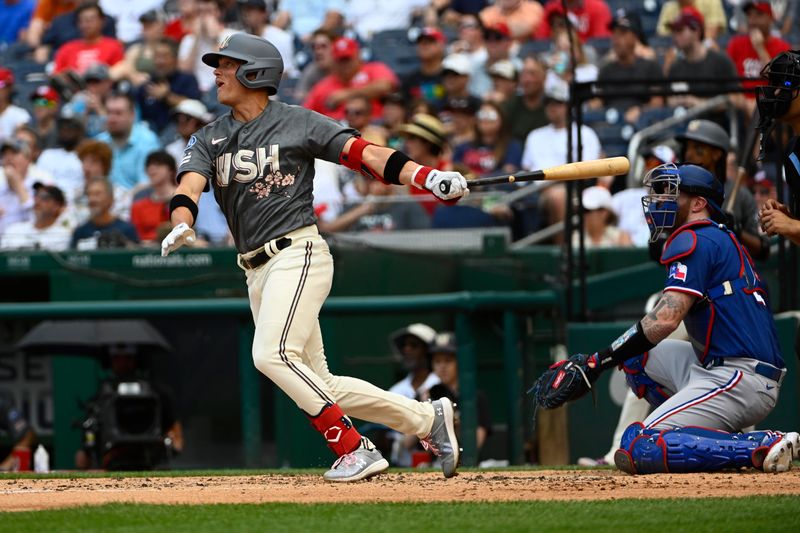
[642,163,725,242]
[757,50,800,122]
[202,33,284,95]
[675,119,730,153]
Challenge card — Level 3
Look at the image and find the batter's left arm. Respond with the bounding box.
[340,137,469,202]
[640,290,696,344]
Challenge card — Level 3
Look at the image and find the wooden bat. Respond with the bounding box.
[464,157,630,189]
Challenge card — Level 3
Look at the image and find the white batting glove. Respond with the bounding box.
[161,222,196,257]
[423,170,470,202]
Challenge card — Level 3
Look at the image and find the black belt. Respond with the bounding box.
[707,357,784,382]
[239,237,292,269]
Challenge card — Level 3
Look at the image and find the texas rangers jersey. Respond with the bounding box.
[177,101,356,253]
[661,220,784,368]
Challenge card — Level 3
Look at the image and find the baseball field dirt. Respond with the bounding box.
[2,469,800,511]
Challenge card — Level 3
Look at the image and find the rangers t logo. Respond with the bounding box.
[669,262,688,282]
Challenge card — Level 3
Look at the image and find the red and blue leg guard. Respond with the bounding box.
[615,423,784,474]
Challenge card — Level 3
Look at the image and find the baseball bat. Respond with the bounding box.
[464,157,630,189]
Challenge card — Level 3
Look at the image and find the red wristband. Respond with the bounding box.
[411,165,433,189]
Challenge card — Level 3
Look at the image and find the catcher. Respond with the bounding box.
[530,163,799,474]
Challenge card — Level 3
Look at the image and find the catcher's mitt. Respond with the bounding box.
[528,353,600,410]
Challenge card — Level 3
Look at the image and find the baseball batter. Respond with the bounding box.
[533,163,799,474]
[160,34,465,482]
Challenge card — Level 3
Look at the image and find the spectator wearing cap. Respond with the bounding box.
[37,110,87,203]
[398,113,450,214]
[536,0,612,42]
[29,86,61,150]
[469,22,516,97]
[726,1,790,107]
[177,0,237,93]
[34,0,117,64]
[453,101,521,179]
[442,96,480,147]
[53,4,125,75]
[401,27,448,107]
[296,29,337,103]
[381,323,440,467]
[422,331,493,455]
[70,177,139,249]
[0,69,32,144]
[129,151,178,244]
[165,100,213,164]
[98,1,164,45]
[303,37,398,121]
[666,7,741,110]
[63,64,114,138]
[0,183,72,251]
[610,144,677,247]
[502,55,547,143]
[0,0,35,46]
[750,167,777,215]
[441,53,476,104]
[479,0,543,42]
[95,92,160,191]
[0,138,55,237]
[522,79,601,239]
[135,37,202,134]
[239,0,298,78]
[486,60,518,104]
[109,9,169,87]
[656,0,727,43]
[593,10,664,124]
[573,185,632,248]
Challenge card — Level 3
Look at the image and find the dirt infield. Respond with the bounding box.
[1,470,799,511]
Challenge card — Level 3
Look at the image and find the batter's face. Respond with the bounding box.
[214,57,249,106]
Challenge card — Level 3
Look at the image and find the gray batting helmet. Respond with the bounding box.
[676,119,731,153]
[202,33,284,95]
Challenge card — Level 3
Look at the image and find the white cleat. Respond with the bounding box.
[762,438,793,474]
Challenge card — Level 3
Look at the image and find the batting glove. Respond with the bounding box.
[413,167,470,202]
[161,222,196,257]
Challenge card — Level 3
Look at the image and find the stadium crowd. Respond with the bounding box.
[0,0,795,251]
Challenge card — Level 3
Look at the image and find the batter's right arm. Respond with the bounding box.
[162,172,207,257]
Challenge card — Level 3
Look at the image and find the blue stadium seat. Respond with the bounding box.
[635,106,676,130]
[276,77,299,105]
[586,37,611,58]
[518,39,551,59]
[370,29,421,77]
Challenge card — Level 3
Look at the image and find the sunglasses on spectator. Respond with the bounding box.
[35,192,55,201]
[312,41,330,50]
[33,98,57,108]
[477,109,500,121]
[345,108,368,116]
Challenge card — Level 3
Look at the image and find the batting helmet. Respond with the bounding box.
[202,33,284,95]
[676,119,731,153]
[642,163,725,241]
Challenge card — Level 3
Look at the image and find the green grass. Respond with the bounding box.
[1,497,799,533]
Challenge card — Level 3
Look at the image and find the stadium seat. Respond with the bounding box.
[518,39,551,59]
[634,106,676,130]
[277,77,299,105]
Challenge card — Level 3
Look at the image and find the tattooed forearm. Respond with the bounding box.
[640,291,695,343]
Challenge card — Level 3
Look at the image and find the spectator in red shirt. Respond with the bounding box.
[53,4,124,75]
[130,151,176,244]
[536,0,612,42]
[303,37,398,121]
[164,0,197,44]
[726,1,790,103]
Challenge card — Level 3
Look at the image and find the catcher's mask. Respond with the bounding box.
[756,50,800,157]
[642,163,725,242]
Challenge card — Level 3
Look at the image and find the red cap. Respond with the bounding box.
[743,1,773,18]
[484,21,512,39]
[332,37,360,60]
[668,6,705,33]
[416,27,445,44]
[0,68,15,89]
[30,85,60,104]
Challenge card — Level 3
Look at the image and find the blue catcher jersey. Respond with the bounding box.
[660,220,784,368]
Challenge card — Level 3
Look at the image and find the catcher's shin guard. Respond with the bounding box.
[308,403,362,457]
[615,424,786,474]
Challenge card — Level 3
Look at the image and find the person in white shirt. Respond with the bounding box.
[386,323,440,466]
[0,69,32,144]
[238,0,298,77]
[99,0,165,44]
[0,138,54,237]
[521,78,601,239]
[36,113,87,208]
[178,0,238,92]
[1,183,72,251]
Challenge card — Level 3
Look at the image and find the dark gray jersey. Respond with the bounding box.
[177,101,356,253]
